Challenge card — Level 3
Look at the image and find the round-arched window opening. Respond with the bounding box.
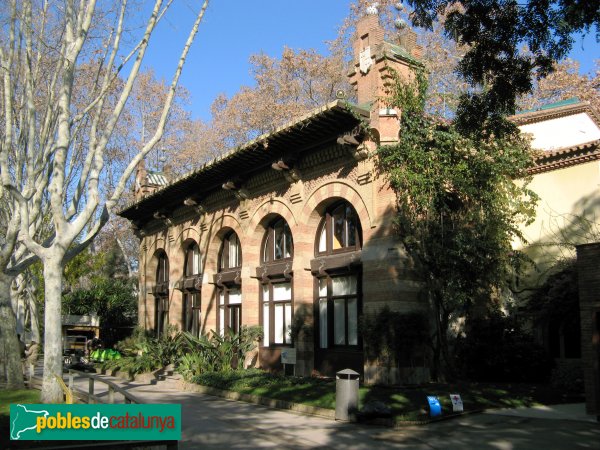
[154,251,169,337]
[262,218,293,263]
[184,242,202,277]
[316,201,362,255]
[219,231,242,271]
[217,230,242,337]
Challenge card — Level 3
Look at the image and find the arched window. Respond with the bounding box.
[260,218,294,347]
[154,251,169,337]
[314,202,362,351]
[217,231,242,336]
[184,242,201,277]
[316,202,361,255]
[219,231,241,270]
[183,242,202,336]
[157,252,169,284]
[262,218,293,262]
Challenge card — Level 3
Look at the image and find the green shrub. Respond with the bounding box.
[550,364,584,393]
[100,325,184,376]
[106,325,263,378]
[177,325,262,378]
[191,368,324,391]
[128,353,161,375]
[115,327,151,357]
[151,325,185,366]
[455,312,554,382]
[98,353,163,378]
[178,351,215,381]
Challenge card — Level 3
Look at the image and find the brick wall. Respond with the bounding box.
[131,12,429,383]
[136,143,425,381]
[576,242,600,418]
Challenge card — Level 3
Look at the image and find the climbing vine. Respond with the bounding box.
[378,68,539,380]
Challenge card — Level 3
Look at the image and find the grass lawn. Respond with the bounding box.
[0,388,41,449]
[0,388,40,415]
[192,369,584,422]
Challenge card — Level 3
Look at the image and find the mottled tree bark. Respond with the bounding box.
[27,284,41,344]
[41,256,64,403]
[1,0,209,402]
[0,273,24,388]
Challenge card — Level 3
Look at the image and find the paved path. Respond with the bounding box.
[59,371,600,450]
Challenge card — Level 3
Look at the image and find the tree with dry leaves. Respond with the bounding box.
[519,58,599,112]
[118,69,207,177]
[409,0,599,137]
[193,0,470,159]
[0,0,209,402]
[202,47,349,155]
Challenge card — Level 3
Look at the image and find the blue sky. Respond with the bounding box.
[141,1,598,122]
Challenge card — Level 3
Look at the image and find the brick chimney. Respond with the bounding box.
[348,7,421,145]
[134,159,148,201]
[134,159,169,200]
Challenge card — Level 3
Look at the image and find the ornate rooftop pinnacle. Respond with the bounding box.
[366,3,379,15]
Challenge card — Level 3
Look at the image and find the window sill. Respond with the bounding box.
[309,250,362,275]
[175,275,202,291]
[255,261,293,281]
[213,269,241,286]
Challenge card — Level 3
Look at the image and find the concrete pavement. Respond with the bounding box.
[483,402,597,422]
[62,372,600,449]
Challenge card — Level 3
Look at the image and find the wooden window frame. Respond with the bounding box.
[182,291,201,336]
[315,202,362,256]
[154,252,169,337]
[315,272,362,349]
[184,242,202,278]
[313,202,363,350]
[216,231,243,336]
[260,278,293,348]
[218,286,242,336]
[219,231,242,271]
[262,218,294,263]
[182,243,202,336]
[259,218,294,347]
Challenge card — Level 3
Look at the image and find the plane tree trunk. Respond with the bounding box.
[41,255,65,403]
[0,273,24,389]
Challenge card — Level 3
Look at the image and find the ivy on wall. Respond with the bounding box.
[377,68,539,379]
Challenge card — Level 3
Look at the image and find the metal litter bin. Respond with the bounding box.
[336,368,359,421]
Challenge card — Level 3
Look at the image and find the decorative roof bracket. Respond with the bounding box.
[337,127,369,161]
[271,156,301,183]
[184,197,206,216]
[131,220,147,238]
[222,179,249,201]
[153,210,173,227]
[349,143,370,161]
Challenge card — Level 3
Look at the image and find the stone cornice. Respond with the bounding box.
[511,102,600,129]
[528,140,600,175]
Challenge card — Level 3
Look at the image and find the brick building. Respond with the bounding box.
[119,11,429,382]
